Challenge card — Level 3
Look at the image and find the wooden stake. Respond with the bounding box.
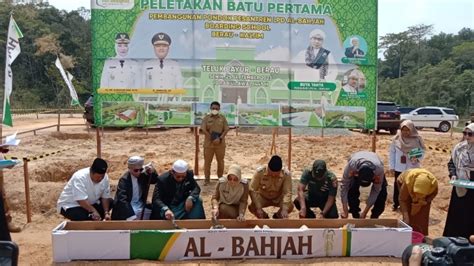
[371,130,377,152]
[270,128,277,155]
[57,109,61,132]
[194,127,199,176]
[96,127,102,158]
[23,158,32,223]
[288,128,292,171]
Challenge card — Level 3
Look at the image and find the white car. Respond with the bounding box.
[400,107,459,132]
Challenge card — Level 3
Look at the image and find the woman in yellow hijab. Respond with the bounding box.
[211,164,249,221]
[397,168,438,235]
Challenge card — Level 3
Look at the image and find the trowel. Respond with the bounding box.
[211,215,225,229]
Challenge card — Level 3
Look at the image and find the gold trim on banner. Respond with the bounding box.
[97,88,186,95]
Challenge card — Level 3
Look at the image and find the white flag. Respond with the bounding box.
[3,15,23,127]
[55,57,80,106]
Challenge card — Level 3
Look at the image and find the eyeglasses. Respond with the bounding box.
[131,168,143,173]
[311,37,324,41]
[463,131,473,137]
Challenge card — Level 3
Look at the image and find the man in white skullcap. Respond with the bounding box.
[342,70,362,93]
[150,159,205,220]
[111,156,159,220]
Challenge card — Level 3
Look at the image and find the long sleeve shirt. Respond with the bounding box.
[340,151,385,207]
[389,142,423,172]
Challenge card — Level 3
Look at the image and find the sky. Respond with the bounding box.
[48,0,473,36]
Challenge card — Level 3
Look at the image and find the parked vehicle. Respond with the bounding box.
[400,106,459,132]
[376,101,401,135]
[397,107,416,114]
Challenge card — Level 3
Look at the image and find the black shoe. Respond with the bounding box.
[351,212,360,218]
[272,213,281,219]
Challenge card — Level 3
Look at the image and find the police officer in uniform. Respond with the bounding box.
[100,33,141,89]
[249,155,294,219]
[340,151,388,219]
[143,32,183,103]
[201,101,229,185]
[294,160,338,219]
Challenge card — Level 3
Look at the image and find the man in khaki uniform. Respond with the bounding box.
[249,155,294,219]
[201,101,229,185]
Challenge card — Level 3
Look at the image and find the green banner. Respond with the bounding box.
[92,0,377,128]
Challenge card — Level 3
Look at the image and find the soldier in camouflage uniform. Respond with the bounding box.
[248,155,293,219]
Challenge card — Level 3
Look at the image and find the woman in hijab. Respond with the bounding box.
[211,164,249,221]
[389,120,426,211]
[397,168,438,235]
[443,123,474,238]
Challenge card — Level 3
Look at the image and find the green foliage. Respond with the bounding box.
[0,3,91,109]
[379,26,474,115]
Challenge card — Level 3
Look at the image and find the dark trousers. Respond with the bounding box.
[348,178,387,219]
[392,171,402,208]
[151,198,206,220]
[293,197,338,218]
[0,192,11,241]
[60,199,112,221]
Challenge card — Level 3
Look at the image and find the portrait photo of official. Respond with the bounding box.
[142,32,183,102]
[100,32,142,89]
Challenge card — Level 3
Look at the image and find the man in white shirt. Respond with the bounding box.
[57,158,112,221]
[111,156,159,220]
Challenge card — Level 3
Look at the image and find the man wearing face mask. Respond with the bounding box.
[340,151,388,219]
[111,156,159,220]
[201,101,230,185]
[150,160,205,220]
[100,32,142,89]
[57,158,113,221]
[294,160,338,219]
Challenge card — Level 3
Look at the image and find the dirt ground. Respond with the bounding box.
[2,114,461,265]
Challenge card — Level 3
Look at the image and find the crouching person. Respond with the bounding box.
[248,155,294,219]
[294,160,338,219]
[398,168,438,235]
[57,158,113,221]
[111,156,158,220]
[211,164,248,221]
[150,160,205,220]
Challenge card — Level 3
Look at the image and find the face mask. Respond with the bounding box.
[211,110,219,115]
